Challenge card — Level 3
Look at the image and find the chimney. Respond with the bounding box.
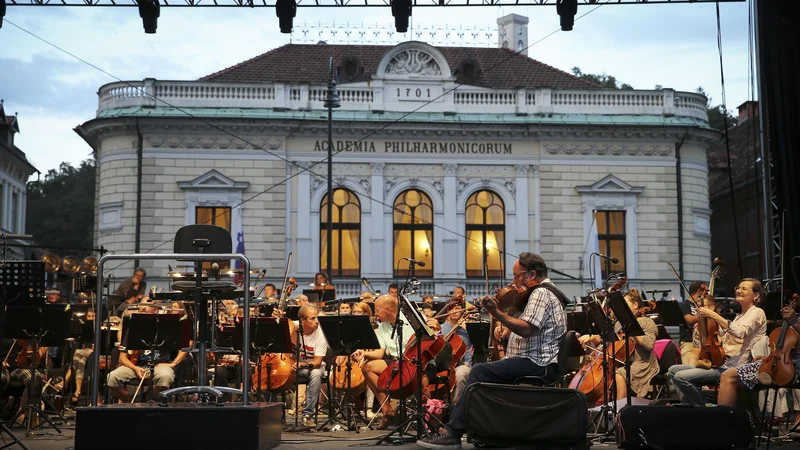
[497,14,529,56]
[737,101,758,123]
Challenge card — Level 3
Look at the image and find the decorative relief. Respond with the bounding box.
[481,178,491,187]
[311,177,325,196]
[146,136,282,151]
[384,165,440,177]
[504,181,516,199]
[359,178,371,195]
[543,142,673,157]
[456,179,468,197]
[514,164,529,177]
[334,176,346,187]
[456,165,514,178]
[385,49,442,76]
[443,164,457,176]
[384,179,396,198]
[409,178,419,187]
[432,180,444,197]
[371,162,385,175]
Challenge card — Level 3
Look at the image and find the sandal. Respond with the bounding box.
[377,411,397,430]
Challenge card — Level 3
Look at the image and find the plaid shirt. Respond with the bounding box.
[505,278,567,366]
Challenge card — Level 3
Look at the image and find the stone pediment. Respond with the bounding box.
[178,169,249,190]
[376,42,452,79]
[575,174,643,195]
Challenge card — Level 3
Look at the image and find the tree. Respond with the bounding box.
[571,67,633,90]
[26,160,96,253]
[695,87,738,131]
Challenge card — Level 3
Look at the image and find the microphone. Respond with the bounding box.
[402,257,426,267]
[362,277,370,288]
[592,252,619,264]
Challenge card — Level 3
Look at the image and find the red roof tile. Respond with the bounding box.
[201,43,599,90]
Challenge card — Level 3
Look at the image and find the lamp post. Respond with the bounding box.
[323,57,340,284]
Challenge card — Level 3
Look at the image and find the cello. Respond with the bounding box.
[757,293,800,387]
[252,273,298,392]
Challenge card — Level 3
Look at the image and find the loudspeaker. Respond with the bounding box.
[76,402,282,450]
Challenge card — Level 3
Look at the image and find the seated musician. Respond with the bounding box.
[312,272,334,290]
[339,302,352,315]
[388,284,399,299]
[668,278,766,406]
[115,289,141,317]
[438,300,474,405]
[677,281,704,365]
[351,301,377,418]
[717,291,797,407]
[2,339,45,426]
[418,253,566,450]
[64,310,98,405]
[294,294,309,307]
[262,283,278,300]
[106,302,187,402]
[689,295,719,370]
[578,289,658,400]
[293,305,329,427]
[352,294,415,429]
[112,268,148,311]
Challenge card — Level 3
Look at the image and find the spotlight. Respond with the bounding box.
[1,0,6,29]
[137,0,160,34]
[556,0,577,31]
[391,0,412,33]
[276,0,296,34]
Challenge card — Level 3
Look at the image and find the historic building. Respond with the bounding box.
[0,101,40,260]
[76,15,718,299]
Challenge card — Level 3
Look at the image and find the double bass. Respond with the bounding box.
[757,293,800,387]
[252,274,298,392]
[694,259,726,368]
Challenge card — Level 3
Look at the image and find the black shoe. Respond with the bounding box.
[416,431,461,450]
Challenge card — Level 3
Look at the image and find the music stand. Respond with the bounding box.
[284,305,301,322]
[6,304,71,436]
[465,322,490,364]
[605,291,644,409]
[585,299,618,439]
[317,315,380,431]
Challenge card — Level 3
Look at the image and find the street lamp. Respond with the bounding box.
[324,57,340,284]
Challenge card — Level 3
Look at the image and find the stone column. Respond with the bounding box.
[369,163,385,278]
[442,164,459,277]
[532,165,541,254]
[4,183,11,231]
[18,190,26,234]
[296,162,312,275]
[514,164,531,260]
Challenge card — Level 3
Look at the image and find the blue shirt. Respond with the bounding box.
[440,321,473,366]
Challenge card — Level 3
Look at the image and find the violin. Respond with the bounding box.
[757,293,800,387]
[695,258,726,368]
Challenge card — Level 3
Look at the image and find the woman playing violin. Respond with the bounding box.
[417,252,567,450]
[578,289,659,400]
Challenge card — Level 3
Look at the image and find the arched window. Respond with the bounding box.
[465,190,505,278]
[393,189,433,277]
[320,188,361,277]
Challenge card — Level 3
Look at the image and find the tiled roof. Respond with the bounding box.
[201,43,599,90]
[708,117,761,199]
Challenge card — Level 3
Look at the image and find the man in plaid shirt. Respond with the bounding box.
[418,252,567,450]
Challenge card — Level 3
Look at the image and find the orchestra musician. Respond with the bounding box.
[578,288,658,400]
[439,300,474,404]
[262,283,277,299]
[677,281,705,365]
[388,284,399,299]
[312,272,334,290]
[417,253,566,450]
[115,289,141,317]
[294,294,309,308]
[106,302,187,403]
[352,294,415,430]
[338,302,352,315]
[112,268,148,311]
[2,338,45,427]
[292,305,329,427]
[351,301,377,419]
[717,289,797,407]
[668,278,766,406]
[64,310,98,405]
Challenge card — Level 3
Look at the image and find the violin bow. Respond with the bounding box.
[277,252,293,311]
[667,262,700,308]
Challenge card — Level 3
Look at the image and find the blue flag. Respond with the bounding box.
[234,219,245,285]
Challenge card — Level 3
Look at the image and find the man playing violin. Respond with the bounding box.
[107,302,188,403]
[668,278,766,406]
[352,294,414,430]
[418,252,566,450]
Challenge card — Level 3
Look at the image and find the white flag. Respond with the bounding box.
[588,213,602,289]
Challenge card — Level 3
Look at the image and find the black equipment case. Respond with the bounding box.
[616,404,754,449]
[464,382,588,449]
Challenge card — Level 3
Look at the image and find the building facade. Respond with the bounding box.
[76,22,718,299]
[0,101,39,260]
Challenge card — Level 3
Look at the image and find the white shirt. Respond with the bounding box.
[298,326,328,363]
[376,312,415,358]
[721,305,767,368]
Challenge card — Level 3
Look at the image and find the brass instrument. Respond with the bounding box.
[42,253,61,273]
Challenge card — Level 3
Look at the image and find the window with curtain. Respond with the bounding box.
[596,210,626,278]
[393,189,433,277]
[320,188,361,277]
[465,190,505,278]
[196,206,232,269]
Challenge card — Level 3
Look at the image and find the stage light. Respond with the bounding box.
[391,0,412,33]
[275,0,296,34]
[1,0,6,29]
[137,0,160,34]
[556,0,577,31]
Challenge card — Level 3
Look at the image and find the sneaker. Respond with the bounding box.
[302,415,315,427]
[366,409,376,420]
[417,431,461,450]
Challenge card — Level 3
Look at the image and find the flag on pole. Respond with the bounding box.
[588,212,603,289]
[233,219,245,285]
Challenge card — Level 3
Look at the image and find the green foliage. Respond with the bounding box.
[571,67,633,90]
[695,87,738,131]
[26,160,96,252]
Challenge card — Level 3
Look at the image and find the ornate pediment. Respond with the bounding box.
[575,174,643,195]
[376,42,452,79]
[178,169,250,190]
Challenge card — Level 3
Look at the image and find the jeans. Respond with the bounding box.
[668,364,725,406]
[445,357,557,438]
[298,366,325,417]
[107,365,176,388]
